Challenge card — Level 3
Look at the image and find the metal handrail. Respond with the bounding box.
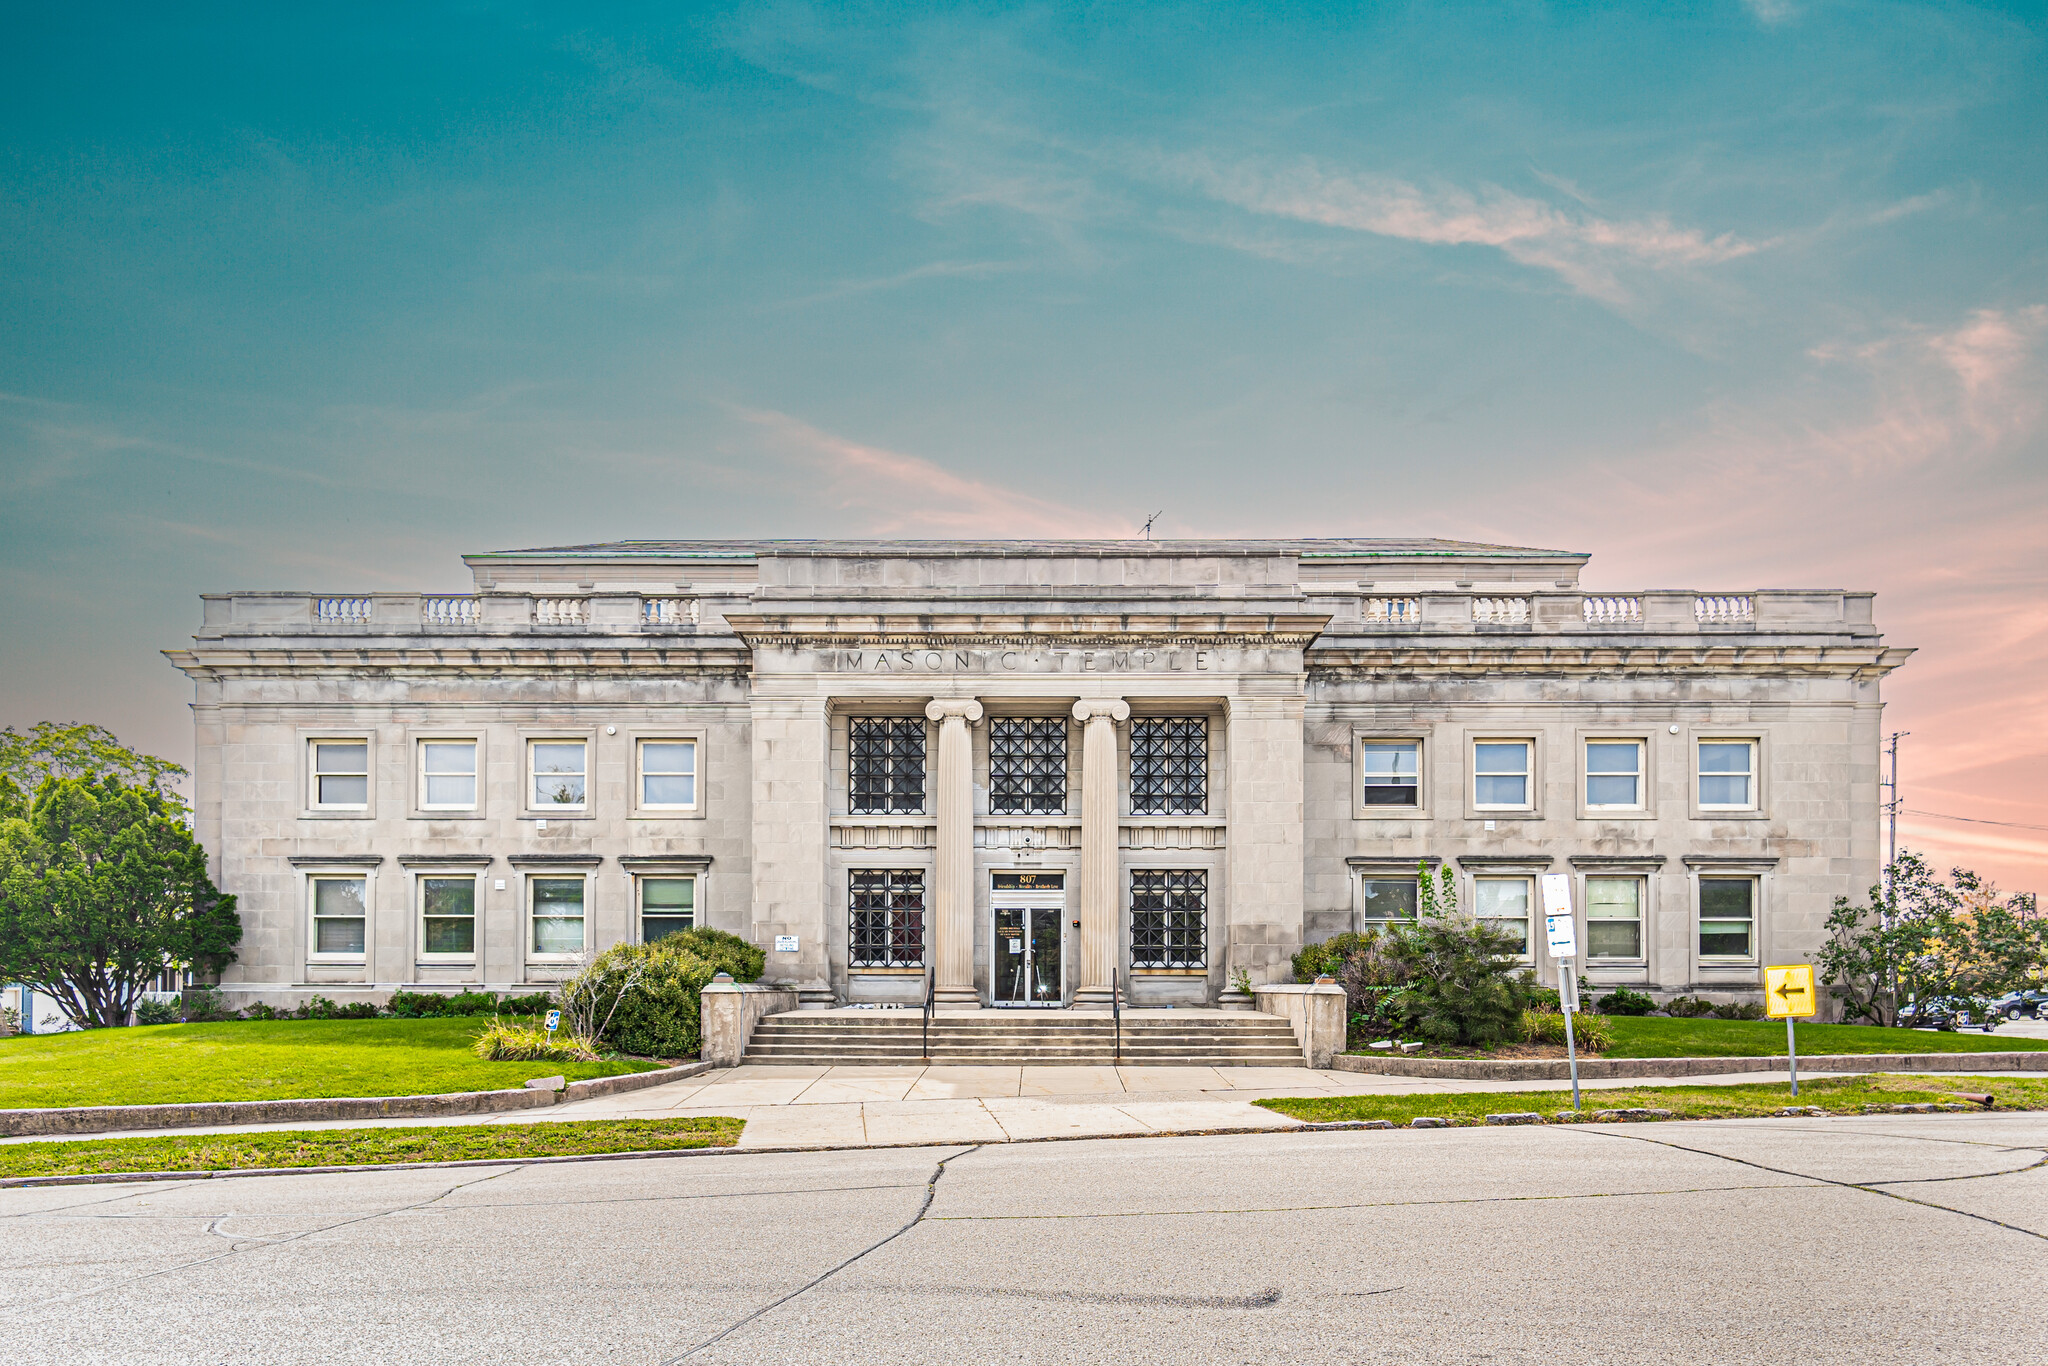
[1115,969,1124,1063]
[921,965,935,1063]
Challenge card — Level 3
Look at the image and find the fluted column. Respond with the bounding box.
[926,698,984,1008]
[1071,697,1129,1006]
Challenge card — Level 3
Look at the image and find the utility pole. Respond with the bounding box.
[1881,731,1907,915]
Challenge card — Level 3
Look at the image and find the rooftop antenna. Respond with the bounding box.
[1140,511,1163,541]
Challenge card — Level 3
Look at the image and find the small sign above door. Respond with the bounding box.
[993,871,1065,891]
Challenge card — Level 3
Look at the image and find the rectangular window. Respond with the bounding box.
[420,741,477,810]
[310,876,367,957]
[639,740,698,810]
[1130,718,1207,816]
[989,717,1067,815]
[1130,869,1207,968]
[530,741,587,809]
[1585,741,1642,809]
[1475,877,1532,957]
[1474,741,1532,809]
[419,877,476,956]
[1360,741,1420,808]
[530,877,586,955]
[311,742,369,809]
[640,877,695,942]
[1585,878,1643,959]
[1359,877,1419,926]
[849,719,926,815]
[1698,741,1756,810]
[1699,878,1755,958]
[849,869,925,968]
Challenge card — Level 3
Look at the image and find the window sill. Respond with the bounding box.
[1131,967,1207,976]
[849,967,926,976]
[299,810,374,821]
[522,812,595,821]
[631,810,706,821]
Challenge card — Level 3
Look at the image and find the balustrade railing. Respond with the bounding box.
[1582,595,1642,625]
[314,597,372,623]
[533,597,588,625]
[1695,594,1754,624]
[420,596,479,626]
[642,596,699,626]
[1362,596,1420,625]
[1471,596,1530,625]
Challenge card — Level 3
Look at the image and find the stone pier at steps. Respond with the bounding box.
[742,1008,1307,1067]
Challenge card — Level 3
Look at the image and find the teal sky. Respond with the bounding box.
[3,2,2043,888]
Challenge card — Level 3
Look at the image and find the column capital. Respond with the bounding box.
[1071,697,1130,724]
[925,698,984,724]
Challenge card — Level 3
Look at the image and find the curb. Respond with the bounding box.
[0,1061,712,1139]
[1328,1051,2048,1081]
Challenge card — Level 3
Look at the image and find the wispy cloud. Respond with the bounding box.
[730,407,1134,538]
[1742,0,1799,26]
[774,259,1027,309]
[1158,156,1759,305]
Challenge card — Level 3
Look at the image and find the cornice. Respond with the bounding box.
[722,610,1332,649]
[1305,644,1912,680]
[163,645,751,681]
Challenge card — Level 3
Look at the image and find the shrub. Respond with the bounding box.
[296,995,341,1019]
[241,1002,288,1021]
[182,987,236,1022]
[134,998,182,1026]
[1294,932,1379,983]
[386,990,451,1018]
[498,992,555,1016]
[559,939,725,1059]
[1712,1001,1767,1021]
[1664,995,1717,1018]
[1518,1007,1614,1052]
[655,927,765,983]
[447,990,501,1016]
[1596,987,1658,1017]
[1381,919,1538,1048]
[471,1018,599,1063]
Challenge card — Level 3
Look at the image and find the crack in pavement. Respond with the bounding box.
[0,1181,211,1220]
[1576,1129,2048,1242]
[2,1164,525,1315]
[924,1181,1815,1221]
[660,1145,983,1363]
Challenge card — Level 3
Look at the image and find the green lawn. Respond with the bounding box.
[0,1018,662,1109]
[1257,1073,2048,1127]
[0,1116,746,1181]
[1600,1016,2048,1057]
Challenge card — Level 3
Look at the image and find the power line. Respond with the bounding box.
[1903,808,2048,834]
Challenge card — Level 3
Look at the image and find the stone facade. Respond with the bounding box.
[166,539,1910,1012]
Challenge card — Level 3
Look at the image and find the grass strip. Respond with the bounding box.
[1256,1074,2048,1127]
[0,1116,745,1180]
[1599,1016,2048,1058]
[0,1018,662,1109]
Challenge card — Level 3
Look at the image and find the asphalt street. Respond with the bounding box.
[5,1113,2044,1364]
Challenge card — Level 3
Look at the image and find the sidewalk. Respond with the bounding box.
[10,1060,1980,1150]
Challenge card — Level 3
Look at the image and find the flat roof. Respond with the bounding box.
[469,537,1587,560]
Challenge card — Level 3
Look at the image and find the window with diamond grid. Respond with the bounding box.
[849,869,925,968]
[989,716,1067,815]
[1130,717,1206,815]
[1130,869,1207,968]
[849,717,926,814]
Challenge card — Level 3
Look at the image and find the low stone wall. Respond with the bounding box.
[1330,1051,2048,1082]
[703,977,802,1067]
[0,1060,712,1139]
[1252,983,1347,1068]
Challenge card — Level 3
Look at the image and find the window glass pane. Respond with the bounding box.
[1699,774,1751,806]
[1585,743,1639,774]
[312,878,366,955]
[1585,743,1640,807]
[316,918,366,954]
[1359,878,1419,922]
[1130,869,1207,968]
[424,775,476,806]
[1586,878,1641,958]
[318,774,369,805]
[990,718,1067,815]
[1474,743,1529,807]
[1130,718,1207,816]
[1587,921,1640,958]
[422,876,476,956]
[641,875,696,940]
[1698,743,1752,774]
[316,743,367,772]
[423,743,474,774]
[643,775,696,806]
[1360,742,1419,806]
[532,742,586,806]
[532,878,585,953]
[849,720,927,815]
[1475,774,1527,806]
[1699,880,1754,956]
[1474,743,1527,773]
[849,870,925,967]
[642,742,695,773]
[1475,879,1530,955]
[314,878,366,918]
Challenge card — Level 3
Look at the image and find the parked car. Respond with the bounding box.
[1987,989,2048,1022]
[1896,997,1998,1033]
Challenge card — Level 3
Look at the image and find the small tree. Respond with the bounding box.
[0,775,239,1028]
[1818,852,2046,1026]
[0,723,187,810]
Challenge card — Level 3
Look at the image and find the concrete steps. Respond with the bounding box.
[743,1011,1308,1066]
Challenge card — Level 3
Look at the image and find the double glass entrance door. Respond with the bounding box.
[994,905,1063,1005]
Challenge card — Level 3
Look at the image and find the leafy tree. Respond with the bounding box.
[0,775,239,1028]
[1817,852,2046,1025]
[0,723,187,811]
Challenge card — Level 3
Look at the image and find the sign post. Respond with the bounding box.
[1539,874,1580,1111]
[544,1009,561,1039]
[1765,965,1819,1096]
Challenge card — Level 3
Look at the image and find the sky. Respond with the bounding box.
[2,2,2044,894]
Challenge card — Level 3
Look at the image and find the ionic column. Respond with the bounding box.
[1071,697,1130,1006]
[925,698,984,1008]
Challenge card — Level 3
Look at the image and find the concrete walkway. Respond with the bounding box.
[19,1059,2025,1150]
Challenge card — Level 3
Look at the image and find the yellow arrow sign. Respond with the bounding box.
[1765,964,1817,1019]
